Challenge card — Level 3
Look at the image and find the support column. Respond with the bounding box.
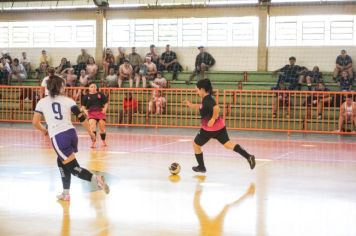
[95,9,106,69]
[257,3,269,71]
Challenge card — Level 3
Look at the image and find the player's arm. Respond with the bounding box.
[208,105,220,127]
[102,102,108,114]
[32,112,47,136]
[71,105,96,142]
[184,100,200,109]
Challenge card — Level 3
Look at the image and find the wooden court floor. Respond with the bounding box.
[0,124,356,236]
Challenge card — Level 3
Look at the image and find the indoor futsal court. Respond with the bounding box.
[0,124,355,236]
[1,0,356,235]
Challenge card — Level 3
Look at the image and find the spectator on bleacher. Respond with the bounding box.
[149,90,166,115]
[55,57,71,74]
[339,71,353,91]
[128,47,143,79]
[0,57,11,85]
[77,49,91,65]
[61,68,77,87]
[333,49,353,81]
[116,47,127,66]
[79,69,90,87]
[102,48,115,76]
[118,59,133,88]
[337,94,356,132]
[20,52,31,76]
[305,82,332,119]
[299,66,323,91]
[186,46,216,85]
[1,50,12,64]
[10,58,27,84]
[272,81,290,118]
[35,50,51,81]
[158,44,181,81]
[86,57,98,80]
[119,92,138,124]
[146,44,160,67]
[137,56,157,88]
[150,72,167,88]
[273,56,303,90]
[105,67,118,87]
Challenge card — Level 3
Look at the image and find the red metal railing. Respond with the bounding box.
[0,86,355,134]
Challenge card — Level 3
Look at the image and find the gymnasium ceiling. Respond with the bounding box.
[0,0,354,10]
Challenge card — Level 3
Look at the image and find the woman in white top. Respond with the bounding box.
[32,75,109,201]
[337,94,356,132]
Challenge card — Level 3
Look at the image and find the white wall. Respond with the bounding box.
[268,47,356,72]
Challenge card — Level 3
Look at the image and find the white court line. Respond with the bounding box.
[106,151,129,154]
[301,144,316,147]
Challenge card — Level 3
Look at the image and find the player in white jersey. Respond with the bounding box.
[33,75,110,201]
[337,94,356,132]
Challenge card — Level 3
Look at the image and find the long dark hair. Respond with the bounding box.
[196,79,213,95]
[47,75,65,98]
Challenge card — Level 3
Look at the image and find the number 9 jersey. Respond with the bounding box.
[34,95,76,138]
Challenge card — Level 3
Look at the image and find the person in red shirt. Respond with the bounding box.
[119,92,138,124]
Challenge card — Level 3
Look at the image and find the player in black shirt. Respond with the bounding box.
[81,82,108,148]
[184,79,256,173]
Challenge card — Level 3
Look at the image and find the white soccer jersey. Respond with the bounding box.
[35,95,76,138]
[41,76,50,96]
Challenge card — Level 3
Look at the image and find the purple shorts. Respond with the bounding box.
[51,128,78,161]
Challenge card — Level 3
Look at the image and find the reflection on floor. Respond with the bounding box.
[0,125,356,236]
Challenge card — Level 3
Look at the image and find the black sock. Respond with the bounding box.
[100,132,106,141]
[65,159,93,182]
[57,158,71,189]
[233,144,251,159]
[195,153,205,168]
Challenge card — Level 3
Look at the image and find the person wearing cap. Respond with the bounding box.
[1,50,12,64]
[146,44,160,67]
[186,46,215,85]
[158,44,180,81]
[118,58,133,88]
[333,49,353,81]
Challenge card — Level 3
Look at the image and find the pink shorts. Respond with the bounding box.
[88,110,106,121]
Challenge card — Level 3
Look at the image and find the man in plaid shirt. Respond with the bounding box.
[273,56,303,90]
[186,46,216,85]
[158,44,180,81]
[333,49,353,81]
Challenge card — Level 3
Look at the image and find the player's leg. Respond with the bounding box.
[89,119,97,148]
[56,157,71,201]
[192,129,211,173]
[98,119,107,146]
[216,127,256,169]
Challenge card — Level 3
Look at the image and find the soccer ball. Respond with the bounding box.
[169,162,181,175]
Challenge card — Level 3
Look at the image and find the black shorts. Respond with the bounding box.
[194,127,230,146]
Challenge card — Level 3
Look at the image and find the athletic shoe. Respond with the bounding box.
[97,176,110,194]
[247,155,256,170]
[57,193,70,201]
[192,166,206,173]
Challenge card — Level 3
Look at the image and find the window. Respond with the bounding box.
[0,20,95,48]
[269,15,356,46]
[107,17,258,47]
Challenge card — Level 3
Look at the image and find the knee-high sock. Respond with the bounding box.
[233,144,251,159]
[64,159,93,182]
[57,158,71,190]
[100,132,106,141]
[195,153,205,168]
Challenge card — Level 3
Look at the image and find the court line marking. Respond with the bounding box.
[3,126,356,145]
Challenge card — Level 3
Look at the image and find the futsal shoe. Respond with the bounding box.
[57,193,70,201]
[97,176,110,194]
[247,155,256,170]
[192,166,206,173]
